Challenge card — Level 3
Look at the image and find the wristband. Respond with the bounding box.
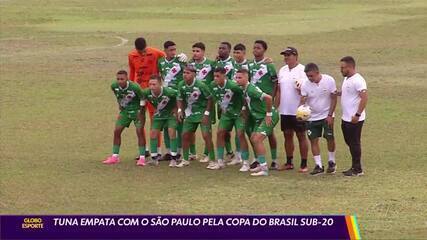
[204,111,210,116]
[242,106,246,111]
[177,108,182,113]
[328,114,333,117]
[266,112,273,117]
[355,113,361,117]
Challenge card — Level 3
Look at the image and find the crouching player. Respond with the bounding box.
[300,63,338,175]
[141,75,179,167]
[210,67,250,170]
[235,69,279,176]
[176,65,215,168]
[103,70,146,165]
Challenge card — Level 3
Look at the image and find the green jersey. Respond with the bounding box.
[141,87,177,119]
[177,79,212,122]
[248,58,278,95]
[111,81,143,111]
[232,59,250,81]
[210,80,244,119]
[188,57,215,85]
[244,83,274,120]
[215,56,235,80]
[157,56,185,89]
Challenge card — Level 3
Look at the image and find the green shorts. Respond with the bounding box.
[152,117,177,131]
[307,119,334,140]
[253,112,279,136]
[219,115,245,132]
[116,110,141,128]
[182,119,211,133]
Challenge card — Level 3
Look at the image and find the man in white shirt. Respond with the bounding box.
[339,56,368,176]
[300,63,338,176]
[275,47,309,172]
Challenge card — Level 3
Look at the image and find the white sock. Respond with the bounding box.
[112,154,119,157]
[166,148,171,154]
[328,151,336,163]
[243,160,249,165]
[236,152,241,160]
[218,159,224,165]
[157,147,162,154]
[151,153,158,158]
[314,155,322,167]
[171,152,177,157]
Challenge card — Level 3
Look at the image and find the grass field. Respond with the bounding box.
[1,0,427,238]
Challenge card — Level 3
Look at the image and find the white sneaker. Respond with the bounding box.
[239,163,250,172]
[206,161,216,169]
[250,170,269,176]
[226,152,235,162]
[169,160,177,167]
[199,155,209,163]
[250,165,262,172]
[210,162,225,170]
[176,160,190,168]
[227,158,242,166]
[189,154,198,161]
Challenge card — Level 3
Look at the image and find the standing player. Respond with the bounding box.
[300,63,338,175]
[248,40,279,171]
[235,69,279,176]
[103,70,146,165]
[210,67,250,171]
[176,65,215,168]
[188,42,216,163]
[339,56,368,176]
[140,75,179,167]
[215,41,238,164]
[275,47,309,172]
[128,37,186,158]
[157,41,187,161]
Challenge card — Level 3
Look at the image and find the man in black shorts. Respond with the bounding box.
[275,47,309,172]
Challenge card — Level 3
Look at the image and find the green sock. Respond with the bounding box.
[271,148,277,160]
[258,155,266,164]
[235,134,240,152]
[113,145,120,154]
[138,146,145,156]
[217,146,224,160]
[204,146,209,155]
[170,137,177,155]
[163,129,170,150]
[177,124,183,149]
[241,150,249,161]
[190,143,196,155]
[225,139,232,154]
[183,148,189,161]
[150,138,158,155]
[209,148,216,161]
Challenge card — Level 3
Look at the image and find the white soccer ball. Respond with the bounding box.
[296,105,311,121]
[294,79,302,89]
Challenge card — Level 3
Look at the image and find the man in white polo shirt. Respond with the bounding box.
[300,63,338,176]
[339,56,368,176]
[275,47,309,172]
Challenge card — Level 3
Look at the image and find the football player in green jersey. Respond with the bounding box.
[157,41,187,161]
[210,67,250,171]
[235,68,279,176]
[215,42,238,164]
[248,40,279,171]
[140,75,179,167]
[103,70,146,166]
[188,42,217,162]
[176,65,215,168]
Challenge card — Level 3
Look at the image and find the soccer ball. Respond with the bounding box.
[294,79,302,89]
[296,105,311,121]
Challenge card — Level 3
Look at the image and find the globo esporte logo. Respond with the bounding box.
[22,217,44,229]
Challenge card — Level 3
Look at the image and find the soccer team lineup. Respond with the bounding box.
[104,37,368,177]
